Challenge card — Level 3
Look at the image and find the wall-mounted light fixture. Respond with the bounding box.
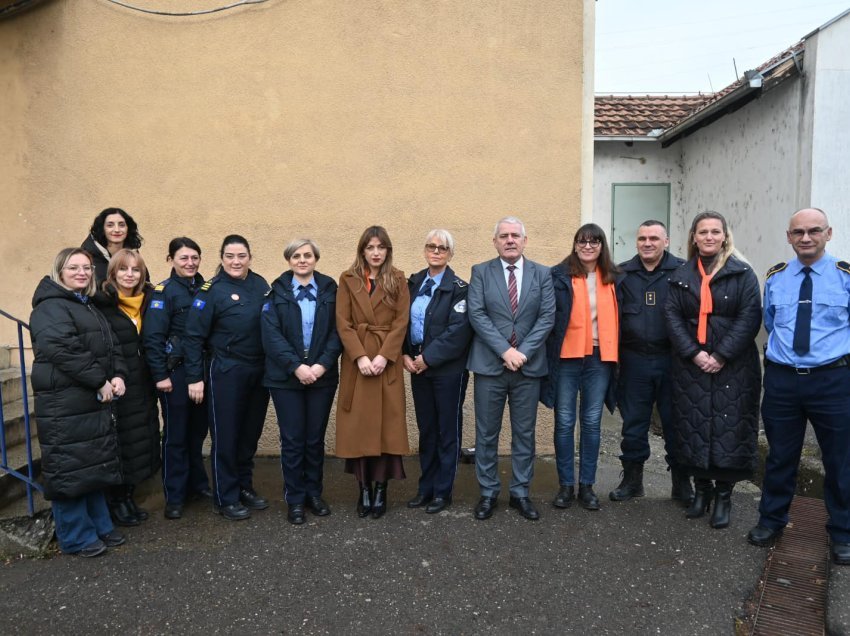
[619,156,647,164]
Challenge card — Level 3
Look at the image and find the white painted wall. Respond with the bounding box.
[809,12,850,255]
[677,79,805,280]
[592,140,683,249]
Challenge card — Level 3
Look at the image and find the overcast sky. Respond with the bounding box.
[595,1,849,94]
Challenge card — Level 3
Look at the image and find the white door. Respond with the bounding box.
[611,183,671,264]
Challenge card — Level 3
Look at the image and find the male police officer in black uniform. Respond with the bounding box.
[609,220,692,504]
[748,208,850,565]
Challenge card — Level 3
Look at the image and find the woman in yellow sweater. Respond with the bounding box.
[95,249,161,526]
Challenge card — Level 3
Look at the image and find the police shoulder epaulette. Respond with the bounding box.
[454,278,468,288]
[199,278,217,293]
[837,261,850,275]
[264,288,273,297]
[153,279,171,293]
[765,262,787,280]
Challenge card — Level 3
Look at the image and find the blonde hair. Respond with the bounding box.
[51,248,97,297]
[687,211,735,273]
[105,249,148,296]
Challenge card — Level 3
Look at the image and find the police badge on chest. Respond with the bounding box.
[645,291,655,306]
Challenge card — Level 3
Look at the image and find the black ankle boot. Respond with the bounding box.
[710,481,733,529]
[357,482,373,518]
[685,478,713,519]
[609,461,645,502]
[578,484,600,511]
[126,485,149,521]
[371,482,387,519]
[670,468,695,506]
[108,485,140,527]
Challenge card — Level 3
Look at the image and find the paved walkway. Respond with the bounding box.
[1,455,770,634]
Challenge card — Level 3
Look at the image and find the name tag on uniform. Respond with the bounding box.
[645,291,656,306]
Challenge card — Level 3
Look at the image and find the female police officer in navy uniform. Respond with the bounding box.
[261,238,342,525]
[403,229,472,514]
[184,235,271,521]
[143,237,211,520]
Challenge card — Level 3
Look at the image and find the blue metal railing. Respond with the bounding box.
[0,308,42,516]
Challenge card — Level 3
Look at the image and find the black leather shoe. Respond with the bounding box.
[609,461,645,502]
[578,484,600,511]
[425,497,451,514]
[287,504,306,525]
[747,524,782,547]
[832,542,850,565]
[99,530,126,548]
[126,486,149,521]
[670,468,695,506]
[552,485,575,509]
[474,496,498,520]
[371,482,388,519]
[305,496,330,516]
[239,489,269,510]
[357,482,373,518]
[77,539,107,558]
[164,503,183,520]
[407,493,433,508]
[109,499,140,527]
[509,496,540,520]
[709,481,733,529]
[193,488,214,501]
[215,502,251,521]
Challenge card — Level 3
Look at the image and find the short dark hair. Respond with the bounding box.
[220,234,251,258]
[640,219,667,232]
[168,237,202,259]
[89,207,143,249]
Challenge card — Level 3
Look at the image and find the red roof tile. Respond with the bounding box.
[595,95,709,137]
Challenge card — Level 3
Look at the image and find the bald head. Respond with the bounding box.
[787,207,832,266]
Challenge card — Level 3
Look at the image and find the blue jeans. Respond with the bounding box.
[52,491,114,554]
[553,350,613,486]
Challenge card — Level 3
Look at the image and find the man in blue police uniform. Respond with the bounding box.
[748,208,850,566]
[608,220,691,504]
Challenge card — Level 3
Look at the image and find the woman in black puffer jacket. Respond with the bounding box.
[95,249,161,526]
[30,248,128,557]
[665,212,762,530]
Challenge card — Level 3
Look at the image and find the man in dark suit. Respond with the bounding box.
[467,216,556,520]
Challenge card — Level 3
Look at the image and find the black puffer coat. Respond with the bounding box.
[664,256,762,475]
[94,285,161,485]
[29,277,126,500]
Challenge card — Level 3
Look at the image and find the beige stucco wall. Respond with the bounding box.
[1,0,592,455]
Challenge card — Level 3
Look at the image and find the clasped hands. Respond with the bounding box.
[294,364,327,385]
[97,376,126,403]
[692,350,724,374]
[502,347,527,372]
[357,355,388,377]
[402,354,429,375]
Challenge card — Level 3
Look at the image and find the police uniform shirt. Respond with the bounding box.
[410,270,445,345]
[765,253,850,368]
[292,278,318,351]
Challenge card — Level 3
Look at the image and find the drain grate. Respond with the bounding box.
[751,496,829,635]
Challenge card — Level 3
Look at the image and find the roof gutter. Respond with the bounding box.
[659,50,804,148]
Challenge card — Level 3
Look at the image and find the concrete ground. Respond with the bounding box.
[1,410,845,635]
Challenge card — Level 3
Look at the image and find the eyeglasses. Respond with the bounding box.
[789,227,827,238]
[425,243,450,254]
[63,265,93,273]
[576,239,602,248]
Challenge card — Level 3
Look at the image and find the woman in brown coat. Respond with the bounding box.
[336,226,410,519]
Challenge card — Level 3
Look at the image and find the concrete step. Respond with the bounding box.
[0,347,10,370]
[1,367,33,406]
[0,431,42,511]
[1,398,38,447]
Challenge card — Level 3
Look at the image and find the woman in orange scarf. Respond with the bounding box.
[541,224,619,512]
[664,212,761,529]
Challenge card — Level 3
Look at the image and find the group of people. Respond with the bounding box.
[28,206,850,567]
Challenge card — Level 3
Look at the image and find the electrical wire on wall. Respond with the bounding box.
[101,0,268,17]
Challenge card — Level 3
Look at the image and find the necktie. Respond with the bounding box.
[295,285,316,302]
[792,266,813,355]
[418,279,435,297]
[507,265,518,347]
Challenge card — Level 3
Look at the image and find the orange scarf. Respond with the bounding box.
[560,275,619,362]
[117,292,145,333]
[696,259,714,344]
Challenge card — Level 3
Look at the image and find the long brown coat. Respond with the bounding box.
[335,269,410,458]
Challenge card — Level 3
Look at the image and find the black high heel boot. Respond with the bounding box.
[371,482,388,519]
[126,484,149,522]
[710,481,733,529]
[357,482,373,518]
[685,479,713,519]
